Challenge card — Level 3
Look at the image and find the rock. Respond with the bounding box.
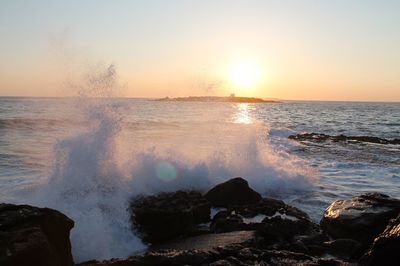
[209,198,313,235]
[322,239,363,260]
[205,178,262,207]
[320,193,400,245]
[288,133,400,145]
[130,191,211,243]
[257,215,318,243]
[79,244,355,266]
[360,214,400,266]
[152,231,255,251]
[0,203,74,266]
[210,211,247,233]
[235,197,311,220]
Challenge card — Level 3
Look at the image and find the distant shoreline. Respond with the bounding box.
[156,96,280,103]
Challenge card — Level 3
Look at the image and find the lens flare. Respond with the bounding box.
[155,161,177,182]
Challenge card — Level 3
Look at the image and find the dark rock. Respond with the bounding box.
[210,198,313,236]
[320,193,400,246]
[289,132,400,145]
[79,246,355,266]
[130,191,211,243]
[235,198,311,220]
[322,239,363,260]
[0,203,74,266]
[152,230,255,251]
[142,249,215,266]
[257,215,317,242]
[250,199,319,245]
[360,214,400,266]
[210,211,247,233]
[205,178,262,207]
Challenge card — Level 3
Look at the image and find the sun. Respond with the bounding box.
[229,61,261,89]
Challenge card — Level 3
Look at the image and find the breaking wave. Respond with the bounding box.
[10,65,317,262]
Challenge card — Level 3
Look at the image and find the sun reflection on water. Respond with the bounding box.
[233,103,253,124]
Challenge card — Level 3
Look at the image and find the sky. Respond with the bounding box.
[0,0,399,101]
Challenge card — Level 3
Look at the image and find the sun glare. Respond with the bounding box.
[229,61,261,89]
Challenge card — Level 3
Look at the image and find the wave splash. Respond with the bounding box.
[27,65,316,262]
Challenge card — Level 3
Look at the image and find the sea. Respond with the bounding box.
[0,96,399,261]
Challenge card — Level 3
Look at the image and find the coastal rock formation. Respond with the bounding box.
[0,203,74,266]
[361,214,400,266]
[78,245,355,266]
[320,193,400,246]
[130,191,211,243]
[288,132,400,145]
[210,198,314,236]
[204,177,262,207]
[152,230,255,251]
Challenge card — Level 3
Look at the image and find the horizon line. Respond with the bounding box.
[0,95,399,103]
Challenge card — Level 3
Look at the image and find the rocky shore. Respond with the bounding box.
[1,177,399,265]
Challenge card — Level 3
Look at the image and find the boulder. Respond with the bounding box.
[320,193,400,245]
[0,203,74,266]
[360,214,400,266]
[130,191,211,243]
[205,178,262,207]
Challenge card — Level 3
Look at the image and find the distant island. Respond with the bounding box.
[157,95,280,103]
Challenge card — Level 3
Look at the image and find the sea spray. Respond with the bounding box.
[40,101,146,261]
[4,65,317,262]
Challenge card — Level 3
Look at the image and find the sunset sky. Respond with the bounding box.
[0,0,399,101]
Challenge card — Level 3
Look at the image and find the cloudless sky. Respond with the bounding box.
[0,0,399,101]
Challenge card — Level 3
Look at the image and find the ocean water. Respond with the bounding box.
[0,96,399,261]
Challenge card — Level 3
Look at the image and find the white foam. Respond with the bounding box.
[4,65,317,262]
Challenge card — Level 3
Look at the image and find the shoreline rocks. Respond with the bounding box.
[0,203,74,266]
[320,193,400,246]
[2,178,400,265]
[130,191,211,243]
[204,177,262,207]
[360,214,400,266]
[288,132,400,145]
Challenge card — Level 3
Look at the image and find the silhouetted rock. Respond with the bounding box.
[130,191,211,243]
[205,178,262,207]
[289,132,400,145]
[360,214,400,266]
[0,203,74,266]
[320,193,400,246]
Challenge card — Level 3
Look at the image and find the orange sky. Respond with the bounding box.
[0,0,399,101]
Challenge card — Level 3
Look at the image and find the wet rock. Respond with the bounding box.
[205,177,262,207]
[0,203,74,266]
[289,132,400,145]
[320,193,400,245]
[360,214,400,266]
[130,191,211,243]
